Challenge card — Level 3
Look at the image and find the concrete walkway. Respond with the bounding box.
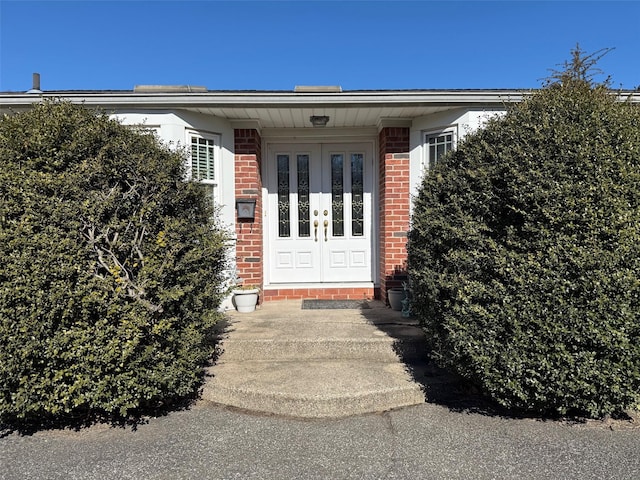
[201,299,451,418]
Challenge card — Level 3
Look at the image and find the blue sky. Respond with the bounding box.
[1,1,639,92]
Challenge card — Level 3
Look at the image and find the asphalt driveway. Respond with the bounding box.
[3,400,640,479]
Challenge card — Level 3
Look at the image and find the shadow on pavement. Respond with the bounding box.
[360,303,523,419]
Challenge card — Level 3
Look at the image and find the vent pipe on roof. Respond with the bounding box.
[295,85,342,93]
[134,85,208,93]
[27,73,42,94]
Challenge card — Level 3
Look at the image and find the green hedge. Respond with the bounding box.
[0,101,229,427]
[408,61,640,417]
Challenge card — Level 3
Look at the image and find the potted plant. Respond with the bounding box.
[387,287,404,311]
[232,285,260,313]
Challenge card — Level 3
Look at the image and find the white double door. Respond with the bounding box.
[266,143,374,284]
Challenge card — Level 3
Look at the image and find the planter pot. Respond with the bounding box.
[232,288,259,313]
[387,288,404,311]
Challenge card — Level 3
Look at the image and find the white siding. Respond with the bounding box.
[409,108,506,202]
[111,111,236,231]
[112,110,237,311]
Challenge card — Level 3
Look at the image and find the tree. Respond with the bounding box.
[408,47,640,417]
[0,101,229,428]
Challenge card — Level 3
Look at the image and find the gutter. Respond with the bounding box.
[0,90,528,110]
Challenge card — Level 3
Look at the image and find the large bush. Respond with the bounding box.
[408,51,640,417]
[0,101,229,427]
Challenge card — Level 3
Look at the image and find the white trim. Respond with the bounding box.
[262,139,379,288]
[186,129,222,203]
[0,90,532,108]
[377,117,412,131]
[230,119,262,133]
[263,282,376,290]
[262,127,378,142]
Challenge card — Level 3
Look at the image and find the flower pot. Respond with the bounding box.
[387,288,404,311]
[232,288,259,313]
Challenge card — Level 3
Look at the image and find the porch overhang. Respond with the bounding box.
[4,88,637,129]
[0,89,526,129]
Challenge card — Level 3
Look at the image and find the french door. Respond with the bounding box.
[266,143,374,284]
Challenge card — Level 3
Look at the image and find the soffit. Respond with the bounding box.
[182,105,463,128]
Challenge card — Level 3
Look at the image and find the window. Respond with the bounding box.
[188,131,220,205]
[424,129,455,169]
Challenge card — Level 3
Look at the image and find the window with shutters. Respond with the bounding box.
[188,131,220,205]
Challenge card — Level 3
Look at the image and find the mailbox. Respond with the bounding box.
[236,198,256,220]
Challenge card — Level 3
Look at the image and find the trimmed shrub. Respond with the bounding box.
[408,50,640,417]
[0,101,229,427]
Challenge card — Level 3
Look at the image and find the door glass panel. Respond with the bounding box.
[277,154,290,237]
[331,154,344,237]
[351,153,364,236]
[297,154,310,237]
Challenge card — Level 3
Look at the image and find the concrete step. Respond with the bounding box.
[202,300,432,418]
[201,360,426,418]
[214,310,429,362]
[217,336,428,362]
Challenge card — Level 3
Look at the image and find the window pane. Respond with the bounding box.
[277,154,290,237]
[351,153,364,236]
[428,132,453,167]
[331,154,344,237]
[191,136,215,180]
[297,155,310,237]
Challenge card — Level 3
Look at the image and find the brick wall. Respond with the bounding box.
[234,129,263,299]
[378,127,410,304]
[263,287,376,301]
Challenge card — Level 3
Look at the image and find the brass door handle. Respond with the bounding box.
[314,220,319,242]
[323,220,328,242]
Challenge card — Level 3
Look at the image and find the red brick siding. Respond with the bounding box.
[234,129,263,299]
[378,127,410,304]
[263,287,376,301]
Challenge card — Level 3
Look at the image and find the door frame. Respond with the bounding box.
[262,130,379,289]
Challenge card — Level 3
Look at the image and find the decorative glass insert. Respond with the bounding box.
[191,136,215,180]
[331,154,344,237]
[297,154,310,237]
[427,132,454,167]
[277,154,290,237]
[351,153,364,236]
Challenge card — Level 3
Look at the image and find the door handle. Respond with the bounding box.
[323,220,328,242]
[314,220,319,242]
